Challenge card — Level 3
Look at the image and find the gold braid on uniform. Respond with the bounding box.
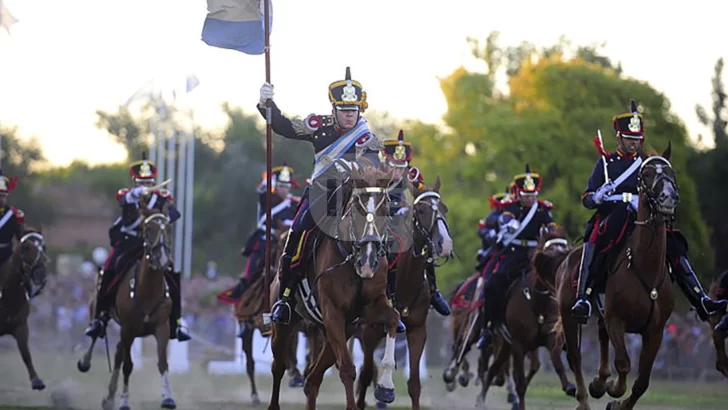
[291,117,314,136]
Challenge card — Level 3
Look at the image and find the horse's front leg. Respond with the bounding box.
[304,339,337,410]
[604,317,630,399]
[712,328,728,378]
[11,322,44,390]
[321,307,357,410]
[609,327,665,410]
[589,318,612,398]
[119,335,133,410]
[406,324,427,410]
[364,295,401,405]
[269,322,298,410]
[560,308,591,410]
[102,341,124,410]
[546,331,576,397]
[356,325,381,410]
[477,339,511,408]
[154,322,176,409]
[286,328,304,388]
[240,323,261,404]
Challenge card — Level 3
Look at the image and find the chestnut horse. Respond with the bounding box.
[553,144,678,410]
[0,228,49,391]
[355,177,453,410]
[709,274,728,379]
[478,226,576,409]
[267,163,401,410]
[78,203,178,410]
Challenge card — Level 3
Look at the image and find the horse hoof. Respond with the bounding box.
[458,373,470,387]
[445,381,456,392]
[605,380,624,399]
[511,402,519,410]
[289,374,304,388]
[606,400,619,410]
[376,401,388,409]
[507,393,517,403]
[564,383,577,397]
[474,376,481,387]
[102,398,114,410]
[31,378,45,391]
[161,397,177,409]
[442,368,456,384]
[251,393,261,405]
[374,384,395,404]
[77,359,90,373]
[494,375,505,386]
[120,405,131,410]
[475,395,485,408]
[588,380,605,399]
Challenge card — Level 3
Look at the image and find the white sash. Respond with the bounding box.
[257,199,291,229]
[311,118,371,180]
[610,157,642,190]
[502,200,539,246]
[0,209,14,231]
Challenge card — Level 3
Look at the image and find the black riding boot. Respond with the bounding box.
[716,313,728,332]
[84,267,114,339]
[476,284,492,349]
[672,257,727,321]
[271,229,304,325]
[426,258,451,316]
[387,266,406,334]
[166,270,190,342]
[571,242,597,324]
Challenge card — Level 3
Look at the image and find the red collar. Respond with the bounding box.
[616,148,637,159]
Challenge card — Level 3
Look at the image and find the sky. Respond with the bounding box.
[0,0,726,166]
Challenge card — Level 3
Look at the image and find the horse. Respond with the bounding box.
[354,176,453,410]
[78,203,178,410]
[478,225,576,409]
[267,162,401,410]
[709,275,728,379]
[0,228,49,391]
[234,220,314,405]
[553,144,678,410]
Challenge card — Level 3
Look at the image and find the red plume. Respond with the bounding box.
[6,176,18,193]
[488,196,501,210]
[592,136,609,157]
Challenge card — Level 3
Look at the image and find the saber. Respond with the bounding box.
[596,130,610,184]
[142,178,172,195]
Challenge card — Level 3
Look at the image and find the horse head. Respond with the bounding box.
[342,163,393,278]
[15,227,50,298]
[637,142,679,221]
[139,202,172,271]
[532,224,570,292]
[411,176,453,258]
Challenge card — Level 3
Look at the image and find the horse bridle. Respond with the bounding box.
[412,191,452,262]
[19,232,49,299]
[142,213,171,268]
[345,186,390,258]
[635,156,678,226]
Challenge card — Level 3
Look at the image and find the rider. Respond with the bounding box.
[477,165,556,349]
[570,100,726,324]
[475,184,514,272]
[380,131,451,318]
[219,164,300,305]
[84,153,191,342]
[0,169,25,265]
[258,67,384,325]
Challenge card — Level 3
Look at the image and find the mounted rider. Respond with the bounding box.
[380,131,451,321]
[257,67,384,325]
[0,169,35,293]
[84,154,191,342]
[570,100,726,324]
[477,165,557,349]
[219,164,300,305]
[475,184,514,272]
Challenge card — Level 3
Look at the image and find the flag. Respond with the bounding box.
[201,0,272,55]
[124,79,158,107]
[185,74,200,92]
[0,1,19,34]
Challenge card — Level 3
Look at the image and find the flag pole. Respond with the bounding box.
[263,0,273,313]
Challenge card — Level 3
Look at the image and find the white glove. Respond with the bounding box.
[629,195,639,211]
[486,229,497,240]
[125,191,140,204]
[259,82,274,105]
[396,207,409,216]
[334,162,348,173]
[505,219,520,234]
[592,181,615,204]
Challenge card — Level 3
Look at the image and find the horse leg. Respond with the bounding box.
[77,334,97,373]
[304,339,337,410]
[607,329,664,410]
[561,314,591,410]
[503,356,518,405]
[477,340,511,408]
[268,323,296,410]
[366,300,401,405]
[241,325,260,405]
[588,319,611,398]
[604,319,630,399]
[287,329,304,388]
[547,333,576,397]
[713,329,728,378]
[102,341,124,410]
[458,354,472,387]
[323,309,358,410]
[524,349,540,387]
[406,324,427,410]
[154,323,176,409]
[512,344,527,410]
[356,325,380,409]
[10,322,44,390]
[119,337,133,410]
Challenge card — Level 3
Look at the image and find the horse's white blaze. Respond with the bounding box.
[378,334,396,389]
[158,235,170,267]
[161,370,172,400]
[437,217,453,256]
[359,197,377,278]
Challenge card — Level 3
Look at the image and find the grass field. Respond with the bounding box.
[0,345,726,409]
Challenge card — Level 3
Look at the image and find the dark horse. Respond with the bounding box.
[78,203,178,410]
[0,228,49,391]
[234,220,316,405]
[709,274,728,379]
[553,144,678,410]
[478,226,576,409]
[355,176,453,410]
[267,163,401,410]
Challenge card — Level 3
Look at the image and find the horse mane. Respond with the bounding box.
[351,159,394,189]
[20,226,42,236]
[529,225,570,292]
[637,145,659,158]
[139,206,164,219]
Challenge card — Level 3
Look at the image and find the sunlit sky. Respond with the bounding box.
[0,0,725,166]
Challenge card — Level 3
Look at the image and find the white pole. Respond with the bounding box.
[157,103,167,181]
[166,129,176,195]
[183,112,195,279]
[148,116,157,162]
[174,129,186,270]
